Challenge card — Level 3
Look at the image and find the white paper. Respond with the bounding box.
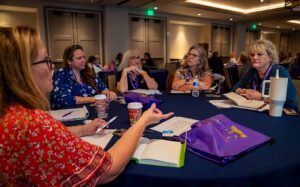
[170,90,191,94]
[81,129,115,149]
[151,116,198,136]
[128,89,161,95]
[209,100,234,108]
[49,106,89,121]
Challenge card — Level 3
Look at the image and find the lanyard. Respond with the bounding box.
[129,75,139,89]
[252,64,272,90]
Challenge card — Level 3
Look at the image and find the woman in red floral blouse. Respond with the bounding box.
[0,26,173,186]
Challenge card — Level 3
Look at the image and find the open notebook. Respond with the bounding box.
[48,106,89,121]
[132,137,185,168]
[223,92,266,110]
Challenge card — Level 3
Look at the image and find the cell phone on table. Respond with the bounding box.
[283,108,298,115]
[113,129,127,137]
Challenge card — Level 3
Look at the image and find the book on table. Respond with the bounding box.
[223,92,266,109]
[132,137,186,168]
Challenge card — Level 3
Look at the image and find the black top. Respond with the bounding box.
[208,56,224,75]
[127,73,148,90]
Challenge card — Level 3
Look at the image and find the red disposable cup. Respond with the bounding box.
[127,102,143,125]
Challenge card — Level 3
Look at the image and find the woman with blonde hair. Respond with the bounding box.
[172,45,212,91]
[233,39,297,110]
[0,26,173,186]
[117,49,158,93]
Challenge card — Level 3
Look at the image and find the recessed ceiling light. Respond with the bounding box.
[258,23,262,26]
[288,20,300,24]
[260,0,264,2]
[154,7,158,10]
[276,26,280,28]
[197,13,201,16]
[292,28,296,31]
[186,0,284,14]
[230,18,233,21]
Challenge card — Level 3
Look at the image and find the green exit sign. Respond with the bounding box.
[251,23,257,30]
[146,8,155,16]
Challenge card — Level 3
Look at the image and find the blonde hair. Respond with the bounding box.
[118,49,141,71]
[0,26,49,116]
[249,39,279,65]
[182,45,210,77]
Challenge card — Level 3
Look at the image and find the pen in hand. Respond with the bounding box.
[62,110,73,118]
[96,116,118,134]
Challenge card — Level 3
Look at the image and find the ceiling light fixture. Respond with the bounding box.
[288,20,300,24]
[276,26,280,28]
[230,18,233,21]
[258,23,262,26]
[186,0,284,14]
[260,0,264,2]
[154,7,158,10]
[197,13,201,16]
[292,28,296,31]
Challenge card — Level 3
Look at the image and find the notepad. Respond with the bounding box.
[151,116,198,136]
[223,92,266,109]
[132,137,185,168]
[48,106,89,121]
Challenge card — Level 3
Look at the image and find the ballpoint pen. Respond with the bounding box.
[61,110,73,118]
[96,116,118,134]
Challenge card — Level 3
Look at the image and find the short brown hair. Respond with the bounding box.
[0,26,49,116]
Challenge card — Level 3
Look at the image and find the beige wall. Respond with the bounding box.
[0,10,37,29]
[103,5,130,64]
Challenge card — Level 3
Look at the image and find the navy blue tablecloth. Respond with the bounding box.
[69,93,300,187]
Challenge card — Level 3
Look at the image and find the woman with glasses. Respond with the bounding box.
[0,26,173,186]
[51,45,117,109]
[117,49,158,93]
[233,39,297,110]
[172,45,212,91]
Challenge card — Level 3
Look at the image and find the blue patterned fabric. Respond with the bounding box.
[232,65,298,110]
[51,68,107,109]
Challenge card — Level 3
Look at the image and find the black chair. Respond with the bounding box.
[149,69,169,91]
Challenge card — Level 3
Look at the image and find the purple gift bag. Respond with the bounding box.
[124,92,162,110]
[176,114,271,165]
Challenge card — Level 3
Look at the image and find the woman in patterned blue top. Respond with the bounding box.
[51,45,117,109]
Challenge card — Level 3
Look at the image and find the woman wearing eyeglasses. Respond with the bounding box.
[0,26,174,186]
[233,39,297,110]
[51,45,117,109]
[117,49,158,93]
[172,45,212,91]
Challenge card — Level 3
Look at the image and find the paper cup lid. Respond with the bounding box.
[127,102,143,109]
[95,94,106,100]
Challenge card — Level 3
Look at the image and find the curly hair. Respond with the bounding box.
[249,39,279,65]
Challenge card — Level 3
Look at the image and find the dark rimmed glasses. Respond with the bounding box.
[32,56,54,70]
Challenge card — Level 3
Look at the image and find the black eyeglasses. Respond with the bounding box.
[32,56,53,70]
